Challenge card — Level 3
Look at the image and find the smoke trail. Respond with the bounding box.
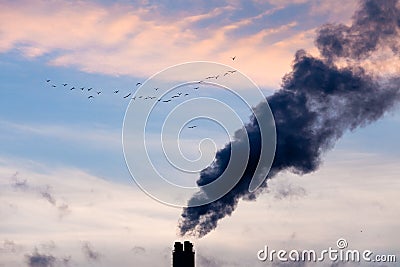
[179,0,400,237]
[316,0,400,61]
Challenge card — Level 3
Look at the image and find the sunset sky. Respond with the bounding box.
[1,0,399,266]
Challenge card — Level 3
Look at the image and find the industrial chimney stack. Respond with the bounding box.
[172,241,195,267]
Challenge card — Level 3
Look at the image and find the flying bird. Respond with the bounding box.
[88,96,94,99]
[184,93,189,96]
[124,93,132,98]
[228,70,237,73]
[96,91,101,95]
[163,100,171,103]
[154,87,159,91]
[194,87,199,90]
[70,87,75,90]
[80,87,85,90]
[88,88,92,91]
[188,125,197,129]
[231,56,236,61]
[62,83,68,86]
[46,79,51,82]
[114,90,119,93]
[136,82,142,86]
[52,85,56,88]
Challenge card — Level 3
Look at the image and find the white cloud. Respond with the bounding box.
[1,145,399,266]
[0,157,180,266]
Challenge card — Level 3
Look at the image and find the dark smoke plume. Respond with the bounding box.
[179,0,400,237]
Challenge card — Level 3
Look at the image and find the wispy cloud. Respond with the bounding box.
[40,186,57,206]
[0,240,23,254]
[197,253,240,267]
[0,0,321,87]
[57,203,71,219]
[25,249,56,267]
[0,156,181,266]
[131,246,146,255]
[10,171,28,190]
[267,178,307,200]
[9,172,66,212]
[81,242,101,262]
[0,150,399,266]
[24,248,71,267]
[0,119,120,150]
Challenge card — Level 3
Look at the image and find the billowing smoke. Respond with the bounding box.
[179,0,400,237]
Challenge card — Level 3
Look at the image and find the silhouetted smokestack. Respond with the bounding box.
[179,0,400,237]
[173,241,195,267]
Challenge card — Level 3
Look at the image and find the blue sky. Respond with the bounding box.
[0,0,399,266]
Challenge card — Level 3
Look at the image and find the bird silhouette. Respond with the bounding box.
[88,88,92,91]
[46,79,51,82]
[188,125,197,129]
[231,56,236,61]
[62,83,68,86]
[154,87,159,91]
[114,90,119,93]
[136,82,142,86]
[70,87,75,90]
[163,100,171,103]
[96,91,102,95]
[80,87,85,91]
[194,86,199,90]
[184,93,189,96]
[88,96,94,99]
[228,70,237,73]
[52,85,57,88]
[124,93,132,98]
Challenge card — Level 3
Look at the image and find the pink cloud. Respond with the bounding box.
[0,0,321,88]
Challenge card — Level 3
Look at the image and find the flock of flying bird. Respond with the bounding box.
[45,57,238,128]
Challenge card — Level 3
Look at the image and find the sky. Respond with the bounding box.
[0,0,399,266]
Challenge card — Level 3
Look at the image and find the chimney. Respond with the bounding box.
[172,241,195,267]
